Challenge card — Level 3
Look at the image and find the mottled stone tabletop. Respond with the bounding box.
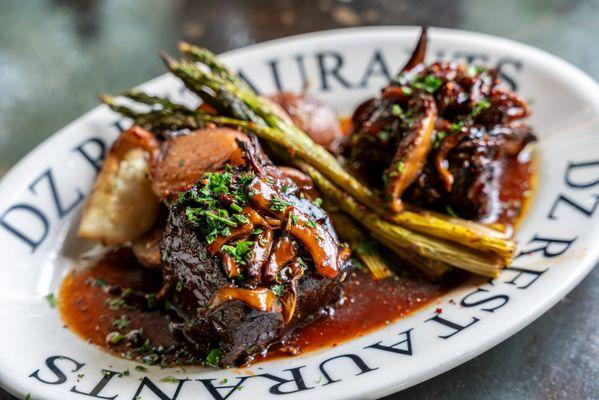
[0,1,597,399]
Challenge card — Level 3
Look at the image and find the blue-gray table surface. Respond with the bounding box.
[1,1,597,399]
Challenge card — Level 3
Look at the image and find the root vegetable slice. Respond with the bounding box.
[150,127,249,199]
[78,126,160,244]
[267,92,345,154]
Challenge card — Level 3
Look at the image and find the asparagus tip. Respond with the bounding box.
[178,41,193,53]
[159,51,179,71]
[98,93,115,106]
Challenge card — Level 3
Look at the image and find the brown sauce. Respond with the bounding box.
[59,156,535,367]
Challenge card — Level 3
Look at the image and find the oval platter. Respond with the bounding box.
[0,26,598,400]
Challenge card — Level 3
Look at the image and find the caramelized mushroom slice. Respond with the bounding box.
[287,213,346,278]
[207,223,254,255]
[280,261,305,323]
[263,235,296,283]
[248,176,345,278]
[247,228,275,283]
[400,27,428,73]
[209,286,282,313]
[384,95,437,212]
[222,253,241,278]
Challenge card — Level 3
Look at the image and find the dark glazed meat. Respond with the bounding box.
[160,153,351,366]
[349,28,536,221]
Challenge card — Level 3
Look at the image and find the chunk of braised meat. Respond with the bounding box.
[160,156,351,366]
[349,28,536,221]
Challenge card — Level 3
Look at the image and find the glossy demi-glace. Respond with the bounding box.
[59,154,534,367]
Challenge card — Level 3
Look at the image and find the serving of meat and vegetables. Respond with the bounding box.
[59,28,536,369]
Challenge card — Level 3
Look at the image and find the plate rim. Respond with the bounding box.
[0,25,598,400]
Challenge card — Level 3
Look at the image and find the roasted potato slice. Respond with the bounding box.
[78,126,160,244]
[267,92,345,154]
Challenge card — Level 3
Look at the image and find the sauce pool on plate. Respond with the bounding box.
[59,156,535,366]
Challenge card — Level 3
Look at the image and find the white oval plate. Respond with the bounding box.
[0,27,598,400]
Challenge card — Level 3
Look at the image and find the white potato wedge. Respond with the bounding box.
[78,126,160,244]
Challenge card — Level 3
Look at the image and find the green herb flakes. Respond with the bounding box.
[107,331,125,345]
[396,161,405,173]
[205,348,223,367]
[411,74,443,93]
[446,205,459,217]
[112,315,130,330]
[304,219,317,229]
[46,293,58,308]
[270,284,285,296]
[221,241,253,265]
[270,196,290,212]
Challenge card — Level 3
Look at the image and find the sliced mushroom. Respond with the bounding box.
[384,95,437,212]
[399,27,428,73]
[263,235,296,283]
[208,286,282,313]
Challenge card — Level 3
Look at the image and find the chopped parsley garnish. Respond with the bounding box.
[179,169,254,244]
[466,65,487,77]
[396,161,405,173]
[411,74,443,93]
[105,298,126,310]
[146,294,157,309]
[135,365,148,372]
[270,196,290,212]
[270,284,285,296]
[230,203,243,213]
[252,228,264,235]
[471,99,491,117]
[304,219,317,229]
[205,349,222,367]
[46,293,58,308]
[221,241,253,265]
[313,197,323,207]
[233,214,250,224]
[161,376,179,383]
[450,121,464,132]
[107,331,125,345]
[446,205,459,217]
[296,257,306,269]
[112,315,130,329]
[433,131,447,149]
[377,130,390,141]
[290,213,299,225]
[392,104,405,119]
